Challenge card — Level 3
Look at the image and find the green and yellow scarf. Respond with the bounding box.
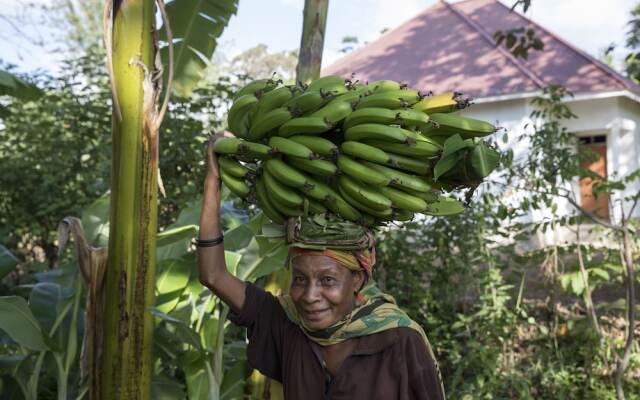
[279,246,440,373]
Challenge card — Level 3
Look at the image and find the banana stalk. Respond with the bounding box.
[251,2,330,399]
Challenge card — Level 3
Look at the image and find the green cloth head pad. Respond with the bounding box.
[285,214,375,251]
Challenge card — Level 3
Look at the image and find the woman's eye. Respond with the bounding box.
[321,277,335,284]
[293,276,306,284]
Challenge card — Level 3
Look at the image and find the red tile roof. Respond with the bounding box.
[322,0,640,99]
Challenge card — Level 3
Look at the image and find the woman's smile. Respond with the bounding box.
[302,308,330,321]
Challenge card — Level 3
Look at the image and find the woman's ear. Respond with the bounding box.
[351,270,367,294]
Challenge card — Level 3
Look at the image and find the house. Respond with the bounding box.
[322,0,640,246]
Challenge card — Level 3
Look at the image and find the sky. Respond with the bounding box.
[0,0,637,74]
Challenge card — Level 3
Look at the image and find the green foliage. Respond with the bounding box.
[0,46,112,266]
[493,1,543,60]
[0,46,240,265]
[229,44,299,82]
[0,246,20,281]
[0,268,83,400]
[625,3,640,83]
[0,69,43,109]
[494,27,545,60]
[159,0,239,97]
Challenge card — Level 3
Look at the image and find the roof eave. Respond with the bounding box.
[472,90,640,105]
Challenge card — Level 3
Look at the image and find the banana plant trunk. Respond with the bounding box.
[100,0,159,399]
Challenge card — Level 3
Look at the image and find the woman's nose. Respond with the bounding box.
[302,282,322,303]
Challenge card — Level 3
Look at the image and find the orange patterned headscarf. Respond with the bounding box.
[287,247,376,302]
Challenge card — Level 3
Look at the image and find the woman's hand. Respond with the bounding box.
[203,133,224,213]
[197,132,246,314]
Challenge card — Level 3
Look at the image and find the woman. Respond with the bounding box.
[197,137,445,399]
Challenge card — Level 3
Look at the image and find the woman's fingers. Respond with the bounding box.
[206,133,225,179]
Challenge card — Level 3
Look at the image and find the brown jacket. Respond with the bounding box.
[228,283,445,400]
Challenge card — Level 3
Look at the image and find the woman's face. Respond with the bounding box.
[290,255,365,331]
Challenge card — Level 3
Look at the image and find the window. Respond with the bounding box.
[578,135,609,220]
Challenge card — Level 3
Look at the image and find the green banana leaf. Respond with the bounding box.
[469,143,500,178]
[0,296,49,351]
[80,192,110,247]
[0,69,43,101]
[0,244,20,280]
[151,373,186,400]
[159,0,239,97]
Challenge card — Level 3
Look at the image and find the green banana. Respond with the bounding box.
[428,135,449,147]
[277,116,333,137]
[343,107,399,130]
[310,100,353,123]
[299,175,333,203]
[367,80,404,93]
[213,137,273,159]
[428,113,496,138]
[268,136,316,159]
[392,208,415,221]
[357,89,421,109]
[307,75,347,93]
[386,152,431,175]
[338,185,393,218]
[220,170,250,198]
[379,186,427,212]
[395,109,431,131]
[324,187,362,221]
[412,91,470,114]
[362,139,442,157]
[306,197,328,214]
[227,94,258,137]
[269,194,306,217]
[324,90,363,108]
[358,213,378,227]
[340,141,430,175]
[340,141,389,164]
[262,168,305,208]
[255,176,285,224]
[247,107,293,140]
[402,127,438,144]
[336,155,391,186]
[264,158,311,189]
[288,135,338,157]
[337,175,392,211]
[254,86,297,119]
[218,156,251,178]
[234,78,280,100]
[286,156,338,177]
[283,90,331,115]
[361,161,433,192]
[344,123,415,144]
[399,187,440,203]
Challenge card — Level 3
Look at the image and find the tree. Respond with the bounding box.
[229,44,298,81]
[0,50,107,267]
[625,2,640,83]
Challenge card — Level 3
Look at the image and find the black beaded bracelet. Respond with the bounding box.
[193,235,224,247]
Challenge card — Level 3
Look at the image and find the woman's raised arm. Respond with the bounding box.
[197,135,246,314]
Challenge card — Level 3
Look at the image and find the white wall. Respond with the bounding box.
[459,92,640,247]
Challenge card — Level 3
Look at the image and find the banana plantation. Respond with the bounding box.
[1,0,639,399]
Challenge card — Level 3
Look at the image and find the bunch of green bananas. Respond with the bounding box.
[214,75,501,226]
